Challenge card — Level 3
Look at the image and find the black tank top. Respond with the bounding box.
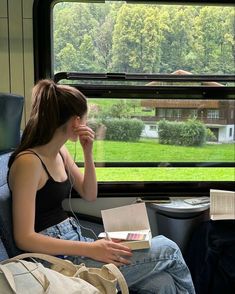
[15,151,71,232]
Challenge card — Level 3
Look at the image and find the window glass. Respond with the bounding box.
[52,1,235,183]
[53,1,234,75]
[65,97,235,181]
[207,110,219,119]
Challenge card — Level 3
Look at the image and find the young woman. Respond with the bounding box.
[8,79,195,294]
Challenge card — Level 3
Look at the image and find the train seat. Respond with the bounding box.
[0,93,24,258]
[0,236,9,261]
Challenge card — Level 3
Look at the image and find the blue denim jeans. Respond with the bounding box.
[40,217,195,294]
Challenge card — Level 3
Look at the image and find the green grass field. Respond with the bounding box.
[93,167,235,181]
[66,139,235,181]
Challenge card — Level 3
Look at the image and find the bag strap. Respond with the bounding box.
[3,253,77,274]
[103,264,129,294]
[76,263,129,294]
[0,264,17,293]
[16,259,50,291]
[0,258,50,292]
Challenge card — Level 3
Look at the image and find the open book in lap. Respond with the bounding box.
[99,203,152,250]
[210,189,235,220]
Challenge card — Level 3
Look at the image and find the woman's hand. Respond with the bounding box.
[75,125,95,153]
[88,239,133,266]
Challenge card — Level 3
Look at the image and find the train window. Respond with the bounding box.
[34,0,235,195]
[63,96,235,183]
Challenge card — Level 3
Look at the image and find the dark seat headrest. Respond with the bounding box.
[0,93,24,154]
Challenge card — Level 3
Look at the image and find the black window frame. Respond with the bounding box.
[33,0,235,197]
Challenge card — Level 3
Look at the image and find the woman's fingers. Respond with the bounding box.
[79,129,95,138]
[108,241,133,265]
[106,254,131,266]
[74,125,95,148]
[74,125,95,138]
[108,241,132,253]
[115,255,131,265]
[78,125,95,134]
[92,239,132,266]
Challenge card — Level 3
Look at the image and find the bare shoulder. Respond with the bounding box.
[13,151,41,167]
[9,152,42,179]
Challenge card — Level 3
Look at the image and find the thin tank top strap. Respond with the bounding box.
[59,151,65,163]
[59,151,68,174]
[15,150,52,179]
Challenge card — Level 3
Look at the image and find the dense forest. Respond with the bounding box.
[53,2,234,75]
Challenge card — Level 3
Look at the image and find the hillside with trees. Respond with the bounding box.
[53,2,235,75]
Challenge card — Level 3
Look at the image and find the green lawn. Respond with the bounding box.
[66,139,235,181]
[67,139,234,162]
[93,167,235,181]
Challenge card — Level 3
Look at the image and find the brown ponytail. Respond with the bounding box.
[8,79,87,168]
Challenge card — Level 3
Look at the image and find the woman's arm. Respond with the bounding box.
[61,125,97,202]
[9,154,131,265]
[13,228,132,266]
[9,155,130,264]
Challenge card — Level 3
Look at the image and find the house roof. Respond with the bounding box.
[141,99,220,109]
[142,69,224,108]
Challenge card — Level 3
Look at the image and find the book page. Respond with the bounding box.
[210,189,235,220]
[101,203,150,232]
[98,229,150,241]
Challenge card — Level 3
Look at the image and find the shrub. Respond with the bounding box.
[158,120,184,145]
[181,119,206,146]
[158,119,206,146]
[102,118,144,141]
[206,128,217,142]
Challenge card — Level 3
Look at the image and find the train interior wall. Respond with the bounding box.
[0,0,34,127]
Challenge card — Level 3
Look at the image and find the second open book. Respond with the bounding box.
[210,189,235,220]
[98,203,152,250]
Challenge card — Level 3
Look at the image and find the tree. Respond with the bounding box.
[193,7,234,74]
[78,34,96,72]
[112,5,165,73]
[160,6,197,72]
[93,16,114,71]
[57,43,79,72]
[54,3,98,72]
